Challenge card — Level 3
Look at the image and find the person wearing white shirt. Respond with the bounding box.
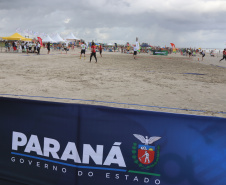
[37,42,41,55]
[29,42,32,52]
[15,41,17,50]
[133,45,138,59]
[80,41,86,59]
[64,43,68,54]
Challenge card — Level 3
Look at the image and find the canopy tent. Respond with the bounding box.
[107,43,114,46]
[51,33,65,43]
[42,35,56,43]
[65,33,80,40]
[0,33,32,41]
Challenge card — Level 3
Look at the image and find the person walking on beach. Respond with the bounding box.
[133,37,139,59]
[64,43,68,54]
[219,49,226,62]
[188,49,192,58]
[127,45,130,53]
[37,42,41,55]
[99,44,103,57]
[201,50,205,61]
[29,42,32,53]
[90,42,97,63]
[47,42,50,54]
[5,41,8,52]
[12,41,16,51]
[33,43,37,53]
[7,42,11,52]
[133,45,137,59]
[80,41,86,59]
[25,42,29,54]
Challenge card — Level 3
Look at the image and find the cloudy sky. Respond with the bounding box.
[0,0,225,48]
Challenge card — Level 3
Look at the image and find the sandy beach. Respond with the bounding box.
[0,48,226,118]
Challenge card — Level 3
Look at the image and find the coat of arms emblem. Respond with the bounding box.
[133,134,161,165]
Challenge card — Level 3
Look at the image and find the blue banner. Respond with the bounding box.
[0,97,226,185]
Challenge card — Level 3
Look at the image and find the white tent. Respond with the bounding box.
[42,35,56,43]
[107,43,114,46]
[52,33,65,43]
[65,33,80,40]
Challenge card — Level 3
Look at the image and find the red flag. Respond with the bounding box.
[37,37,43,47]
[170,43,175,49]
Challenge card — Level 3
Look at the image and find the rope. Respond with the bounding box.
[0,93,226,115]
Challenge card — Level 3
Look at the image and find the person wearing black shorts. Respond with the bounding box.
[90,42,97,63]
[188,49,192,57]
[63,43,68,54]
[201,50,205,61]
[37,42,41,55]
[80,42,86,59]
[81,49,85,54]
[29,42,32,53]
[133,46,137,59]
[219,49,226,62]
[47,42,50,54]
[99,44,102,57]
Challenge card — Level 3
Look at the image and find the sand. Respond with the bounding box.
[0,48,226,118]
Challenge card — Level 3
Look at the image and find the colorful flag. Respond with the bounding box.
[37,37,43,47]
[170,43,176,53]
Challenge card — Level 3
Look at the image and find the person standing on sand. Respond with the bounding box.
[7,42,10,52]
[63,43,68,54]
[219,48,226,62]
[99,44,102,57]
[80,41,86,59]
[121,46,124,53]
[12,41,16,51]
[5,41,8,52]
[90,42,97,63]
[188,49,192,57]
[37,41,41,55]
[133,37,139,59]
[201,50,205,61]
[29,42,32,53]
[133,45,137,59]
[47,42,50,54]
[127,45,130,53]
[25,42,29,54]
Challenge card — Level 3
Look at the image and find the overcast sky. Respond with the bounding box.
[0,0,225,48]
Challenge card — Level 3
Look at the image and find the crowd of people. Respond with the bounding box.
[4,41,41,55]
[2,40,226,63]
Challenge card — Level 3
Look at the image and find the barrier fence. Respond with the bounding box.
[0,97,226,185]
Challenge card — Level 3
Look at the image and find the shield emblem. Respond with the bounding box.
[138,145,155,165]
